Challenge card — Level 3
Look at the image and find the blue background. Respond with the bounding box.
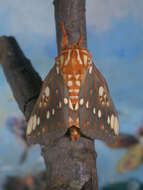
[0,0,143,189]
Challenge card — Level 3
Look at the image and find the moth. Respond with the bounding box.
[117,143,143,173]
[26,23,119,146]
[116,127,143,173]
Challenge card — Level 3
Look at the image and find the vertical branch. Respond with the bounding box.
[54,0,87,53]
[41,137,98,190]
[38,0,99,189]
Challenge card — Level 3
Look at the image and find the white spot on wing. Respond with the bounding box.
[89,66,92,74]
[60,55,64,65]
[107,101,110,107]
[75,102,79,110]
[93,107,96,114]
[67,81,72,87]
[75,74,80,79]
[76,117,79,122]
[45,86,50,97]
[111,114,114,129]
[98,110,102,118]
[84,55,88,65]
[68,74,72,79]
[47,111,50,119]
[27,125,32,135]
[59,101,62,108]
[99,86,104,96]
[102,101,105,106]
[52,109,55,115]
[114,117,119,135]
[56,67,60,74]
[32,115,37,130]
[64,98,68,104]
[69,99,73,110]
[37,117,40,125]
[69,89,73,92]
[107,116,110,124]
[86,101,89,108]
[76,80,80,86]
[80,98,84,105]
[69,89,79,93]
[27,117,33,135]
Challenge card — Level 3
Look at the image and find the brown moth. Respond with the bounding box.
[26,23,119,145]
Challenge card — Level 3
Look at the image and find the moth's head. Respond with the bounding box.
[55,23,92,75]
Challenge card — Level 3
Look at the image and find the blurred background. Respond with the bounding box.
[0,0,143,189]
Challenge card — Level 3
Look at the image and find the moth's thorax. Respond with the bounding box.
[55,47,92,107]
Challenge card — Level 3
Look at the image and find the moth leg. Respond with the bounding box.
[69,127,80,142]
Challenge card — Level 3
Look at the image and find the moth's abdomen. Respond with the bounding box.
[69,126,80,141]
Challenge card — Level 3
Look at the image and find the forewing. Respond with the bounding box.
[117,144,143,173]
[79,63,119,143]
[26,65,69,146]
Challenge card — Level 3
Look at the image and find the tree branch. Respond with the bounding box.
[41,137,98,190]
[54,0,87,53]
[0,36,42,120]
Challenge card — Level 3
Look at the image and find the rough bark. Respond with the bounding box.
[42,137,98,190]
[0,36,42,121]
[0,0,99,189]
[54,0,87,54]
